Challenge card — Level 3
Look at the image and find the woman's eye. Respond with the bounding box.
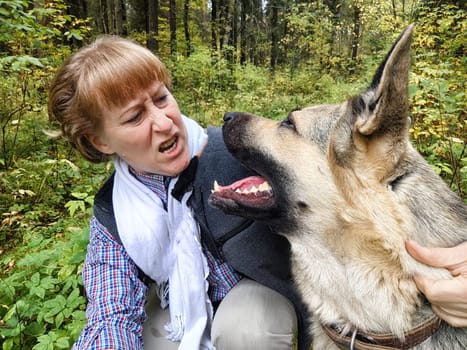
[153,94,168,106]
[126,112,142,124]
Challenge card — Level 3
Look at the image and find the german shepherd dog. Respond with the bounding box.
[210,25,467,349]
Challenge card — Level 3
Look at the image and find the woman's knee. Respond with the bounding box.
[143,286,179,350]
[211,279,297,350]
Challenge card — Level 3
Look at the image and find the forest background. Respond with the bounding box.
[0,0,465,349]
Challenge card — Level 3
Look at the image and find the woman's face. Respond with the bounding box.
[90,81,190,176]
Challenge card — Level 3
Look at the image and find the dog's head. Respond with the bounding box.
[210,25,414,229]
[210,24,466,248]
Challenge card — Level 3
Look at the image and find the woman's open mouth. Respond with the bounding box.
[159,136,177,153]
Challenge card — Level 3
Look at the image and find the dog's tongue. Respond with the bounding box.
[213,176,272,194]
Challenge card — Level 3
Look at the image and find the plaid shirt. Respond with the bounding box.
[73,171,241,349]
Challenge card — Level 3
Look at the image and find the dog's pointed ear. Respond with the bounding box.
[329,25,415,187]
[354,24,414,136]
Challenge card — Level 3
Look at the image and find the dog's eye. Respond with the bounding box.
[280,114,296,131]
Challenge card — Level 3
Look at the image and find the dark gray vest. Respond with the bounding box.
[190,127,311,349]
[93,126,312,350]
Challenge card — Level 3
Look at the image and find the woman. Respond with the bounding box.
[48,36,304,350]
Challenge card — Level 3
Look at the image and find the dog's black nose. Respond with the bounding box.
[223,112,241,122]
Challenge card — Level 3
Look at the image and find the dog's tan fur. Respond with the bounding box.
[210,25,467,349]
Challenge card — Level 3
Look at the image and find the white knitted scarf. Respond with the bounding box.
[113,116,214,349]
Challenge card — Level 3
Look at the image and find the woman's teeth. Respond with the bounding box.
[160,137,177,152]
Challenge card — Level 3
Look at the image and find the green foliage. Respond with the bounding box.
[0,0,106,329]
[0,0,91,170]
[280,2,334,71]
[0,226,88,350]
[167,47,363,127]
[410,3,466,198]
[167,47,237,126]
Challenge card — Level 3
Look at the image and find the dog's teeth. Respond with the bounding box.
[233,183,272,195]
[259,182,272,191]
[213,180,220,193]
[249,186,259,193]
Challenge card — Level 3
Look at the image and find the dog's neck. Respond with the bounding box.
[290,232,421,336]
[288,184,445,338]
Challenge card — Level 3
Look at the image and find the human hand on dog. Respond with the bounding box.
[406,240,467,327]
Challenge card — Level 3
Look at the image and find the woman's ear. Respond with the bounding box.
[88,134,114,155]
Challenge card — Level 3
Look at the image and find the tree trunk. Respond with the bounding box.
[115,0,124,35]
[251,0,263,65]
[147,0,159,51]
[96,0,107,33]
[226,0,238,63]
[67,0,88,19]
[169,0,177,55]
[218,0,229,52]
[270,0,279,71]
[184,0,192,56]
[240,0,248,64]
[350,5,360,62]
[211,0,218,52]
[106,0,114,33]
[391,0,398,20]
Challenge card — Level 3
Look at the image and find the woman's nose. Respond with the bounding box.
[150,108,173,131]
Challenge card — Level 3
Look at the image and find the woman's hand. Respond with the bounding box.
[406,240,467,327]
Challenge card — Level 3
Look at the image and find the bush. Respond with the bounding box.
[410,3,466,198]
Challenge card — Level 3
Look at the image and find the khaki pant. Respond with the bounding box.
[143,278,297,349]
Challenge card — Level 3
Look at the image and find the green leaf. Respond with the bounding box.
[64,200,85,217]
[71,310,86,321]
[23,321,46,336]
[2,316,21,337]
[43,295,66,318]
[55,311,64,328]
[40,276,59,290]
[2,337,14,350]
[55,337,70,349]
[30,285,46,299]
[31,272,40,286]
[57,264,75,279]
[0,282,16,302]
[66,288,85,310]
[4,300,28,321]
[70,192,88,200]
[34,332,56,350]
